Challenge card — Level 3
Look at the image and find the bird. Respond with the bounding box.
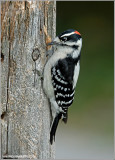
[43,29,82,144]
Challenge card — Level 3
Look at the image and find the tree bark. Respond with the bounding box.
[1,1,56,159]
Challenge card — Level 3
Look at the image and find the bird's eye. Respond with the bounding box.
[60,36,67,42]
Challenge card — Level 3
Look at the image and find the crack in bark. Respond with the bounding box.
[24,1,27,10]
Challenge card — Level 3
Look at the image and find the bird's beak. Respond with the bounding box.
[47,41,56,46]
[47,37,60,46]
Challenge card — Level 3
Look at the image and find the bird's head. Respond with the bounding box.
[48,29,82,52]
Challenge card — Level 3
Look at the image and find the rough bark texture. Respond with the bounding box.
[1,1,56,159]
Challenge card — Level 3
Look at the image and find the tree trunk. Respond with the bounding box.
[1,1,56,159]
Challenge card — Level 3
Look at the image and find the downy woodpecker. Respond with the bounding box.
[43,29,82,144]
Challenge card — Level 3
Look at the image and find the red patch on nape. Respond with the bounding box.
[74,31,81,36]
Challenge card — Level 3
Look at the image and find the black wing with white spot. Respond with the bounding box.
[51,58,76,122]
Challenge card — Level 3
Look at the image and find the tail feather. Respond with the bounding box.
[50,113,62,144]
[62,109,68,123]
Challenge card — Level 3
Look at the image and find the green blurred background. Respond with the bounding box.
[56,1,114,159]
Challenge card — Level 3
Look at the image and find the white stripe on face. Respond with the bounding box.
[60,32,75,37]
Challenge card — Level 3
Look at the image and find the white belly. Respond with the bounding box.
[43,50,67,99]
[43,61,54,99]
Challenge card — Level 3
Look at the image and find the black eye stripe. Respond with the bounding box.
[60,36,67,42]
[59,34,81,42]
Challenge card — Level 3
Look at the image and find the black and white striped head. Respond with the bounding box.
[48,29,82,51]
